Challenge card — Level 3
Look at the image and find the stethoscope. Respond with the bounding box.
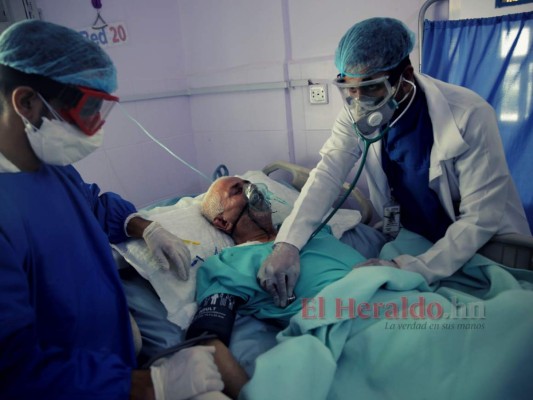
[309,79,416,239]
[309,120,389,239]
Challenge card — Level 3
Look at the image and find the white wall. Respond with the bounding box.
[19,0,528,208]
[177,0,448,195]
[33,0,200,207]
[179,0,289,179]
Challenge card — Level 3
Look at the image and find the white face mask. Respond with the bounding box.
[18,97,104,166]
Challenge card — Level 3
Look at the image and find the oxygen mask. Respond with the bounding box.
[243,182,289,213]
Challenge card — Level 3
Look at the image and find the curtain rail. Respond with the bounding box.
[418,0,445,72]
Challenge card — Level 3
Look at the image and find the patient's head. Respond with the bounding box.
[201,176,277,244]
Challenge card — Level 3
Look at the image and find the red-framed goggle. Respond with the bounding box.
[58,86,119,136]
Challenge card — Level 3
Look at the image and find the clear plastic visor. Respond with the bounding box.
[333,76,393,112]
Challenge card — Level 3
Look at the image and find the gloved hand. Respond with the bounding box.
[353,258,399,268]
[150,346,224,400]
[257,242,300,307]
[143,221,191,280]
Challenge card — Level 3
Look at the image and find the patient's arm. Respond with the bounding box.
[202,338,249,399]
[186,293,248,398]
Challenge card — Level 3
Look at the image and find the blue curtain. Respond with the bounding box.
[422,11,533,232]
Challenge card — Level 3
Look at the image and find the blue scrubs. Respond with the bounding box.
[0,164,137,399]
[382,87,453,242]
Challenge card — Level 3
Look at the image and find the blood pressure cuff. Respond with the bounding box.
[185,293,245,346]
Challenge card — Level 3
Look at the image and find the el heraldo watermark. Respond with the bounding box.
[301,296,486,330]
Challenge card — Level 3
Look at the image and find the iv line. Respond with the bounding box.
[117,104,212,183]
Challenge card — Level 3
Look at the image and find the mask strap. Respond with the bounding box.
[13,92,57,129]
[14,107,33,130]
[229,203,249,236]
[389,79,416,128]
[229,201,272,238]
[36,93,65,122]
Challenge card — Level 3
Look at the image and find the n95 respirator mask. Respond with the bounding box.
[18,94,103,166]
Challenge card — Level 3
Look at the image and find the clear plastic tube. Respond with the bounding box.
[117,104,212,183]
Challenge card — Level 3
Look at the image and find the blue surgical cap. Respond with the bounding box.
[0,20,117,93]
[335,17,415,78]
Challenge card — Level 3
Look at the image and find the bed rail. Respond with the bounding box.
[479,233,533,271]
[418,0,445,72]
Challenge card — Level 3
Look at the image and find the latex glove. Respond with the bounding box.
[257,242,300,308]
[150,346,224,400]
[143,221,191,280]
[353,258,399,269]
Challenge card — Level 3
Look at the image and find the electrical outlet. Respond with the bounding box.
[309,84,328,104]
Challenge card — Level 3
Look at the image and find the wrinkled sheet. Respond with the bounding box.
[241,230,533,400]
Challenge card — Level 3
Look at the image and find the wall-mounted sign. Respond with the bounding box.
[496,0,533,7]
[79,21,128,48]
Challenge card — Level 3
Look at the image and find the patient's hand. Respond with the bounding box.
[353,258,399,269]
[202,338,249,400]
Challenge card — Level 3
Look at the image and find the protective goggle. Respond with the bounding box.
[57,86,119,136]
[332,75,394,112]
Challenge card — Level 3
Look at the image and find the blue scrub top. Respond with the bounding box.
[0,164,137,399]
[382,86,453,242]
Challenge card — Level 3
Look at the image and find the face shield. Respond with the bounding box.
[333,75,399,137]
[334,75,394,113]
[57,86,119,136]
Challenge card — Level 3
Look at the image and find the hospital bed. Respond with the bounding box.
[114,160,533,376]
[115,163,368,366]
[262,160,533,271]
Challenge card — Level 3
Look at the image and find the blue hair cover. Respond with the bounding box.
[0,19,117,93]
[335,17,415,78]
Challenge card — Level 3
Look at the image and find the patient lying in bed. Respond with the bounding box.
[112,170,363,367]
[187,176,533,400]
[185,176,369,398]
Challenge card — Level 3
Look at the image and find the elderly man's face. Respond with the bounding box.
[213,176,251,224]
[212,176,274,236]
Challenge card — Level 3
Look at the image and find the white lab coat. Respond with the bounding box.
[276,73,531,283]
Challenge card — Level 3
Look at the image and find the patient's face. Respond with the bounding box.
[212,176,275,236]
[214,177,251,222]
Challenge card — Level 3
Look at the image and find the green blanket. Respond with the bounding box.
[240,230,533,400]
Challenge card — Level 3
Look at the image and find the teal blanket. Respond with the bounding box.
[240,230,533,400]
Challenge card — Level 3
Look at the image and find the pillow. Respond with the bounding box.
[113,170,362,330]
[113,197,233,329]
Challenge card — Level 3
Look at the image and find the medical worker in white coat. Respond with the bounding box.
[258,17,531,307]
